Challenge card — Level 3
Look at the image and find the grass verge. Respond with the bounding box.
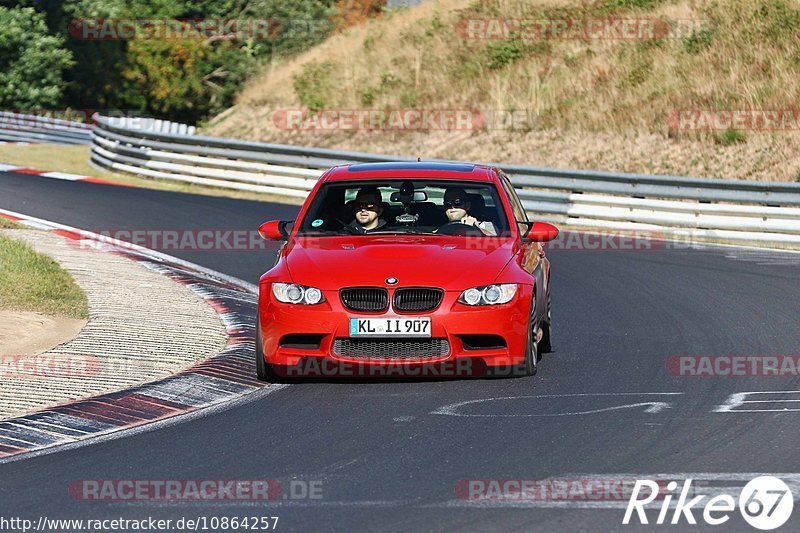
[0,144,303,205]
[0,217,22,229]
[0,232,89,319]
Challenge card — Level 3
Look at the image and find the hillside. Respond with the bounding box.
[205,0,800,182]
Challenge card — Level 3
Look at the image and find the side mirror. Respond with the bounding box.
[523,221,559,242]
[259,220,291,240]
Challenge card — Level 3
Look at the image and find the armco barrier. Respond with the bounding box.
[0,112,93,144]
[0,112,196,145]
[90,114,800,248]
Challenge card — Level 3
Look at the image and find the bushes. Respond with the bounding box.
[487,41,525,70]
[293,60,335,112]
[682,28,716,54]
[332,0,386,31]
[3,0,367,123]
[0,7,73,108]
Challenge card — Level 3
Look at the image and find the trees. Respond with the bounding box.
[0,6,73,109]
[0,0,380,123]
[59,0,339,123]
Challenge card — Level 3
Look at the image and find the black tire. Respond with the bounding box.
[484,294,538,379]
[515,295,539,377]
[255,319,285,382]
[539,288,553,354]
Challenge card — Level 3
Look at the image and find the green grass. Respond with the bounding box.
[682,27,717,54]
[0,233,88,319]
[293,60,335,112]
[0,217,22,229]
[714,128,747,146]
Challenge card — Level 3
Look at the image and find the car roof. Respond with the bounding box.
[322,162,498,182]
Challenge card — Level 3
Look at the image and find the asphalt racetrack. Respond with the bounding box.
[2,170,800,532]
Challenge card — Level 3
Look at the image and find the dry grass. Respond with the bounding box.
[205,0,800,182]
[0,145,305,205]
[0,217,22,229]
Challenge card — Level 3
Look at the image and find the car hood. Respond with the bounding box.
[284,235,516,290]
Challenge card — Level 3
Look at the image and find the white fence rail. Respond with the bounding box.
[89,113,800,248]
[0,112,93,144]
[0,112,198,145]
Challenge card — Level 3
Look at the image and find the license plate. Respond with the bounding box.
[349,317,431,337]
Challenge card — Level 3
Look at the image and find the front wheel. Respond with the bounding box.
[539,289,552,354]
[515,296,539,377]
[255,319,283,382]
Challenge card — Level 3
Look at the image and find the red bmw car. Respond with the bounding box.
[256,162,559,380]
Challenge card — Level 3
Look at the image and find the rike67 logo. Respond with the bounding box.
[624,476,793,530]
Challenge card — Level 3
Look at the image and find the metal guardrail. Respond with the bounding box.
[0,112,93,144]
[91,115,321,198]
[0,112,197,145]
[103,116,198,136]
[90,114,800,248]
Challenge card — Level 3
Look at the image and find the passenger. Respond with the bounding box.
[349,187,387,234]
[441,188,497,236]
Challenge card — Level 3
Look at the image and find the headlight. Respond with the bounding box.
[458,284,517,306]
[272,283,325,305]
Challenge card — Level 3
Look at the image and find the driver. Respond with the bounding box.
[440,188,497,236]
[348,187,387,234]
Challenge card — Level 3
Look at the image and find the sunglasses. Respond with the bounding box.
[444,199,466,208]
[356,201,378,210]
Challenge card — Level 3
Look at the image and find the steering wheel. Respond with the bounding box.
[327,217,359,234]
[436,221,485,236]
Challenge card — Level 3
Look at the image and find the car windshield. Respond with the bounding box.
[298,180,511,236]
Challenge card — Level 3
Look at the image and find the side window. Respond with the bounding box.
[499,173,529,235]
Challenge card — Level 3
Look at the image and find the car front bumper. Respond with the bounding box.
[258,284,533,378]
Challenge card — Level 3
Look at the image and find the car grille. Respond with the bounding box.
[332,338,450,360]
[340,287,389,312]
[393,287,444,312]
